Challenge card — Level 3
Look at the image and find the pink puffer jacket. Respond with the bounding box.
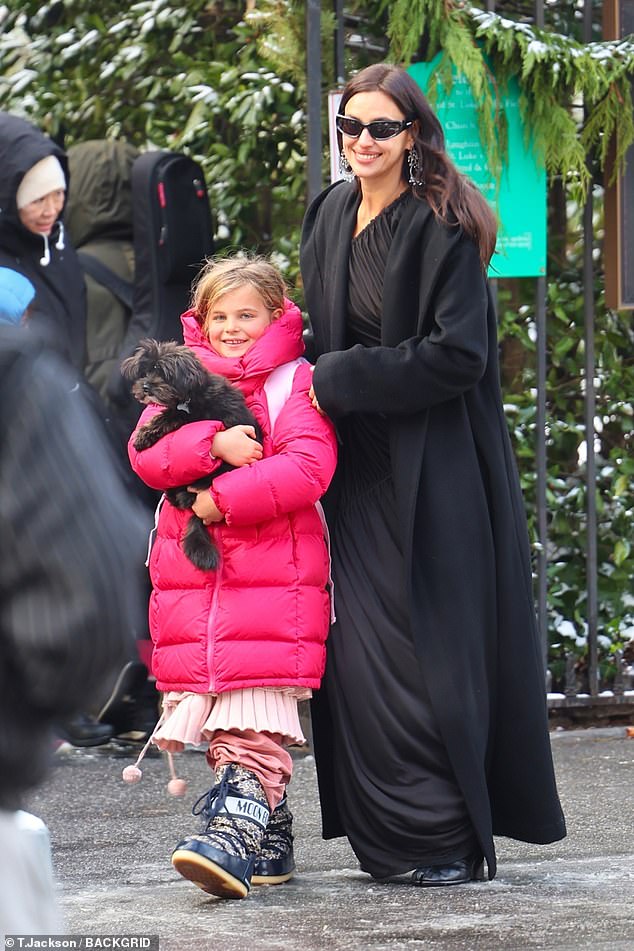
[128,300,338,694]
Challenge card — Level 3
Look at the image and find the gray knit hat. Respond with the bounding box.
[16,155,66,209]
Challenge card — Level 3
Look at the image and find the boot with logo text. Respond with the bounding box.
[171,763,270,899]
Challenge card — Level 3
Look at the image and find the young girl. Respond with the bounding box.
[126,255,337,900]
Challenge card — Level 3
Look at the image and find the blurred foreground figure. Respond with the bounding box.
[0,325,146,933]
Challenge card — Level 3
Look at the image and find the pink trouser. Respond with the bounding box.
[207,729,293,810]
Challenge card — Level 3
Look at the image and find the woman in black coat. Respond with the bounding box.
[301,63,565,885]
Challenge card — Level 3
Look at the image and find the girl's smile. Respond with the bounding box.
[207,285,281,359]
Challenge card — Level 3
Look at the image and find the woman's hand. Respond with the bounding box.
[187,487,224,525]
[212,425,263,466]
[308,383,326,416]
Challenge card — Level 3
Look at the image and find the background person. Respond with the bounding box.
[301,62,566,886]
[0,125,122,747]
[0,255,114,751]
[65,139,158,741]
[65,139,141,450]
[0,111,86,371]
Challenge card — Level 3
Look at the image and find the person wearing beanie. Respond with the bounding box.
[0,112,87,371]
[0,267,35,325]
[16,155,67,238]
[0,114,121,750]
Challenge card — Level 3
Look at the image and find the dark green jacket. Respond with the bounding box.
[65,140,138,412]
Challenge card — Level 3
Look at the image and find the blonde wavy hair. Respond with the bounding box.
[192,254,286,335]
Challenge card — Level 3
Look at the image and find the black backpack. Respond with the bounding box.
[79,150,214,402]
[130,151,214,342]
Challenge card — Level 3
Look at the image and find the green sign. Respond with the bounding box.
[409,60,547,278]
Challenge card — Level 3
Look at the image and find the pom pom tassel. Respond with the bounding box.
[122,764,143,784]
[121,710,165,785]
[121,709,187,796]
[166,751,187,797]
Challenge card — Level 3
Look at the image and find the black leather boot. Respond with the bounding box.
[98,661,158,740]
[376,852,485,886]
[56,713,113,748]
[410,852,485,886]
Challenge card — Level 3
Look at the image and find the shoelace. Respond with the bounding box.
[191,767,253,854]
[192,767,234,829]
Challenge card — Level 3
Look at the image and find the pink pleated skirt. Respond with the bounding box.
[151,687,311,753]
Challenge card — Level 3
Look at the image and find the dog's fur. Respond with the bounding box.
[121,338,262,571]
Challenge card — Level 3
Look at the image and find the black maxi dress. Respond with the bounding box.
[324,192,478,878]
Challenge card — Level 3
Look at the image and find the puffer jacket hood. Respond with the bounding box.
[65,139,139,247]
[129,299,338,695]
[181,297,305,394]
[0,112,69,252]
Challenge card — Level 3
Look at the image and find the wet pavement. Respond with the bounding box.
[19,725,634,951]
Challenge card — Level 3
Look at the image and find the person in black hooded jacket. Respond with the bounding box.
[0,113,129,747]
[0,111,86,371]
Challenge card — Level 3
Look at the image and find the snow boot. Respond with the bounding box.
[252,795,295,885]
[171,763,270,899]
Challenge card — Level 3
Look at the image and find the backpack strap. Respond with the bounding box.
[263,357,308,433]
[78,251,134,311]
[263,356,336,623]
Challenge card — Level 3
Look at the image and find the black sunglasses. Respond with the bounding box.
[336,114,414,141]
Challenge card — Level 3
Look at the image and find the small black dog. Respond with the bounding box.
[121,338,262,571]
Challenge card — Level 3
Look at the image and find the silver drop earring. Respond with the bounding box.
[338,149,355,183]
[408,148,424,187]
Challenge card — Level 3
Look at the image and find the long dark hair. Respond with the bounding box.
[339,63,497,271]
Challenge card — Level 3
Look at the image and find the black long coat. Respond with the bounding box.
[301,181,566,877]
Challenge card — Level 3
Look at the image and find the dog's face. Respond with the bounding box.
[121,339,209,407]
